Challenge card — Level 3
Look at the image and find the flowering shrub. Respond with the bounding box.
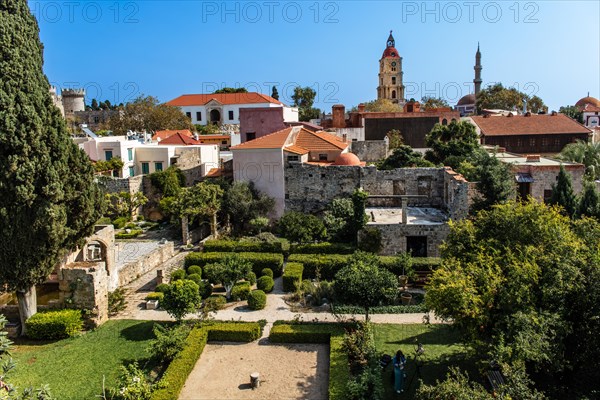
[110,362,153,400]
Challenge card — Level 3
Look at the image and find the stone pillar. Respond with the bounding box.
[58,262,109,327]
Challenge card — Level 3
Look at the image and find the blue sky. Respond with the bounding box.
[32,0,599,112]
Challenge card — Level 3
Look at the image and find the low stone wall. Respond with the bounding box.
[101,175,144,195]
[117,241,174,287]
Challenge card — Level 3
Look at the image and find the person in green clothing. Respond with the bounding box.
[393,349,406,394]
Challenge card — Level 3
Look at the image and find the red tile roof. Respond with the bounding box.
[197,135,231,141]
[158,132,200,145]
[167,92,283,107]
[153,129,193,141]
[471,114,592,136]
[231,127,349,156]
[582,104,600,113]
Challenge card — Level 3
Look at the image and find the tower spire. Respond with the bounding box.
[387,30,395,47]
[474,43,482,96]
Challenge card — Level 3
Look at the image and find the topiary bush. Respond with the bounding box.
[231,281,251,301]
[282,262,304,292]
[246,271,257,285]
[112,216,129,229]
[205,295,226,310]
[261,268,273,278]
[155,283,169,293]
[257,275,274,293]
[186,273,202,286]
[115,229,143,239]
[206,322,261,342]
[187,265,202,277]
[198,280,213,299]
[145,292,164,302]
[170,269,186,282]
[25,309,83,340]
[247,290,267,310]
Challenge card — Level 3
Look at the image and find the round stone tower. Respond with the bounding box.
[61,88,86,116]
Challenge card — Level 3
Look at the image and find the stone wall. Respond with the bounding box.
[175,148,205,185]
[58,262,109,327]
[285,164,469,215]
[371,223,450,256]
[101,175,144,195]
[117,241,174,287]
[350,141,390,162]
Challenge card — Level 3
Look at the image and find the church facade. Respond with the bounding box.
[377,31,405,104]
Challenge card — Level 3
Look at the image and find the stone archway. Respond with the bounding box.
[85,240,110,275]
[210,109,221,125]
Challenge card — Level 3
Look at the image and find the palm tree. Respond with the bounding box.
[558,140,600,180]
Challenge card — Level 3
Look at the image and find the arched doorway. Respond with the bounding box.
[210,109,221,125]
[391,90,397,99]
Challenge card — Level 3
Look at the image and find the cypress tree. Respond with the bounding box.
[577,182,600,219]
[271,85,279,100]
[0,0,104,333]
[549,165,577,218]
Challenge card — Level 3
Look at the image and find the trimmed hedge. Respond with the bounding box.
[231,281,251,301]
[269,323,349,400]
[186,265,202,276]
[288,254,441,279]
[186,273,202,286]
[261,268,273,278]
[184,252,284,277]
[256,276,274,293]
[150,327,208,400]
[291,242,355,255]
[115,229,143,239]
[203,239,283,253]
[331,304,426,314]
[206,322,261,342]
[25,309,83,340]
[247,290,267,310]
[145,292,164,302]
[282,262,304,292]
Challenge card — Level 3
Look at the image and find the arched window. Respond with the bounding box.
[392,90,396,99]
[442,119,448,125]
[392,77,396,85]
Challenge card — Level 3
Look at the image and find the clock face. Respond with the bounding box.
[391,52,396,57]
[387,40,393,46]
[391,62,397,66]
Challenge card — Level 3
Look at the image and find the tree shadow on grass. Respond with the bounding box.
[119,321,157,341]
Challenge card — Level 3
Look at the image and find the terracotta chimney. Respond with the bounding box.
[357,103,365,113]
[332,104,345,128]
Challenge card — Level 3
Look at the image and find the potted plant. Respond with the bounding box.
[400,292,412,305]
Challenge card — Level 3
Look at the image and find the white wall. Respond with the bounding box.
[283,107,299,122]
[134,146,175,175]
[179,103,283,125]
[232,148,285,217]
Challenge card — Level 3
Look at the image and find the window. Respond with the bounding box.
[541,138,548,147]
[246,132,256,141]
[529,138,536,147]
[221,140,227,145]
[543,189,553,203]
[392,77,396,84]
[554,138,560,147]
[154,162,163,172]
[141,162,149,174]
[391,66,397,72]
[287,155,299,162]
[93,116,100,124]
[319,154,328,161]
[517,139,523,147]
[104,150,113,161]
[185,112,191,119]
[392,90,397,99]
[442,119,448,125]
[127,148,133,161]
[228,110,234,120]
[129,167,135,177]
[406,236,427,257]
[196,111,202,121]
[112,169,119,178]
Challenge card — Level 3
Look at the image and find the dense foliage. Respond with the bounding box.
[425,120,480,167]
[377,145,435,169]
[426,201,600,397]
[0,0,104,331]
[203,253,252,299]
[161,280,201,321]
[25,309,83,340]
[476,83,547,114]
[222,181,274,234]
[277,211,327,244]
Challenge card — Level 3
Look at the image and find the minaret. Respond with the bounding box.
[377,30,405,104]
[474,43,482,95]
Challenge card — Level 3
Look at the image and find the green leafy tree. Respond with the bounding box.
[161,280,201,321]
[425,120,480,167]
[377,145,435,170]
[426,201,600,396]
[105,191,148,220]
[204,254,252,300]
[421,96,450,110]
[104,95,193,136]
[323,198,355,242]
[222,181,274,234]
[213,87,247,94]
[150,166,186,198]
[291,86,321,121]
[194,123,220,135]
[463,150,515,211]
[385,129,403,150]
[271,86,279,100]
[577,181,600,219]
[277,211,327,244]
[358,99,402,113]
[334,251,398,320]
[559,105,584,124]
[91,98,99,110]
[549,165,577,217]
[476,83,547,114]
[558,140,600,180]
[351,189,369,244]
[171,182,224,240]
[0,0,104,333]
[93,157,124,175]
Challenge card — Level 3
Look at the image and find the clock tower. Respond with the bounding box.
[377,31,405,104]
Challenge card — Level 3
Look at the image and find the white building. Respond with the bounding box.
[166,92,298,126]
[79,136,219,179]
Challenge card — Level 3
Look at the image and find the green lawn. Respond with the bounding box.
[373,323,475,399]
[11,320,157,400]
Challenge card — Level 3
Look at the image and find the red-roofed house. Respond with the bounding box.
[152,129,194,142]
[231,126,359,216]
[157,132,200,146]
[469,113,592,154]
[166,92,298,127]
